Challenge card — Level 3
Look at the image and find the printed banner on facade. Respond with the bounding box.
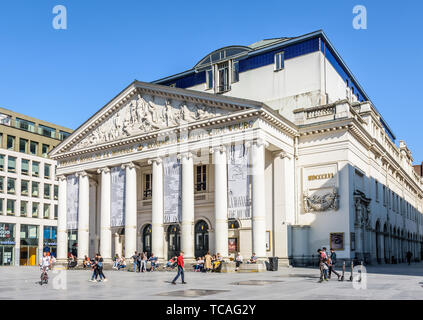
[111,166,126,227]
[227,143,250,219]
[163,155,182,223]
[66,175,79,230]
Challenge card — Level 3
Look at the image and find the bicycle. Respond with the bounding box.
[40,266,49,285]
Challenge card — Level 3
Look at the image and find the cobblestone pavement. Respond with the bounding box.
[0,263,422,300]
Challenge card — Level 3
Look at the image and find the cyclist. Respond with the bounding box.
[39,252,52,283]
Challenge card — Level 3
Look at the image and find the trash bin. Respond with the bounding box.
[268,257,278,271]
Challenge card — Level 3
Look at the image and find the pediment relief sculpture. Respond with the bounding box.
[71,95,230,151]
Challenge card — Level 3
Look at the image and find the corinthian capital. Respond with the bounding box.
[209,145,226,154]
[177,152,193,161]
[148,157,163,165]
[97,167,111,174]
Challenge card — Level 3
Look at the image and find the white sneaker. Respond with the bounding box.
[103,279,108,282]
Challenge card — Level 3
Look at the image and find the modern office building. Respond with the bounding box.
[0,107,73,266]
[50,30,423,267]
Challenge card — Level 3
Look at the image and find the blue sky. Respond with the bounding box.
[0,0,422,163]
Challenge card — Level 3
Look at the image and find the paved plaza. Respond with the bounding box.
[0,263,423,300]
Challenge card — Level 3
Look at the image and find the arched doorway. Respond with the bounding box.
[142,224,152,258]
[194,220,209,258]
[167,224,180,259]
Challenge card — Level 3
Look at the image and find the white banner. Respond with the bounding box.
[66,175,79,230]
[227,143,250,219]
[111,166,126,227]
[163,155,182,223]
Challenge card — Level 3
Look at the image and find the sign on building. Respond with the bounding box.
[66,175,79,230]
[227,143,250,219]
[163,155,182,223]
[111,166,126,227]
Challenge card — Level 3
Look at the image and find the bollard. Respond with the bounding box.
[349,261,354,281]
[340,261,345,281]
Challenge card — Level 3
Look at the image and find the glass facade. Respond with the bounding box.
[0,223,15,266]
[43,226,57,257]
[20,225,39,266]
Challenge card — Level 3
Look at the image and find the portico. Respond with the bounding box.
[50,81,296,266]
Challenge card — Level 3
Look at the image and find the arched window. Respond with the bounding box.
[195,220,209,258]
[142,224,152,257]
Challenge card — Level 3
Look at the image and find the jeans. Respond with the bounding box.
[140,260,147,272]
[133,262,137,272]
[328,264,340,278]
[172,266,185,283]
[91,268,103,280]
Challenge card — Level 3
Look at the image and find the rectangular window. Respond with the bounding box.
[383,186,386,206]
[0,176,3,193]
[7,135,15,150]
[0,154,4,171]
[206,69,213,90]
[195,165,207,192]
[43,204,50,219]
[32,203,39,218]
[143,173,152,199]
[54,185,58,200]
[30,141,38,155]
[7,199,15,216]
[59,130,71,141]
[217,62,230,93]
[274,52,285,71]
[44,184,51,199]
[19,138,28,153]
[21,180,29,196]
[232,60,239,83]
[32,181,39,197]
[38,125,56,139]
[44,164,51,179]
[20,201,27,217]
[7,178,16,194]
[8,156,16,173]
[32,161,39,177]
[0,199,2,214]
[375,181,379,202]
[54,205,58,219]
[21,159,29,175]
[42,144,49,157]
[16,118,35,132]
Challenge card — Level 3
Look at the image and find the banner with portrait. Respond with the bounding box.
[111,166,126,227]
[227,143,250,219]
[66,175,79,230]
[163,155,182,223]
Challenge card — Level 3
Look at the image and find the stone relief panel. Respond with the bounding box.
[70,94,231,151]
[302,163,339,213]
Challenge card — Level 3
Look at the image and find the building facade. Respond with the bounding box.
[0,107,73,266]
[50,30,423,266]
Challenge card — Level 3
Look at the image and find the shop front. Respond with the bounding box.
[20,224,39,266]
[0,223,15,266]
[43,226,57,258]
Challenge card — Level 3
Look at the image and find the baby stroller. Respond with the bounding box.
[40,266,49,285]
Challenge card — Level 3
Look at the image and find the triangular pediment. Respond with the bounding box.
[51,81,262,157]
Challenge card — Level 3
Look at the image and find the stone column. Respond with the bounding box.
[148,158,165,261]
[178,152,195,260]
[211,146,228,258]
[123,162,137,259]
[77,171,90,262]
[57,175,68,263]
[249,139,268,259]
[98,167,112,263]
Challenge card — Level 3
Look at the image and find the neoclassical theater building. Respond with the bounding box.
[50,30,423,266]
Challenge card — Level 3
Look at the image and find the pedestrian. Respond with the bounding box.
[406,251,412,265]
[132,251,138,272]
[328,248,341,280]
[140,252,147,272]
[90,254,99,282]
[204,251,212,272]
[96,253,107,282]
[322,258,329,281]
[171,251,186,285]
[317,249,324,282]
[137,252,141,272]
